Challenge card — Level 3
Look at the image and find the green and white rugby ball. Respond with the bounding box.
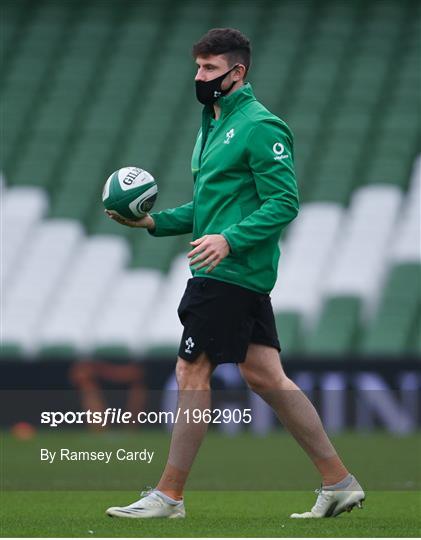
[102,166,158,219]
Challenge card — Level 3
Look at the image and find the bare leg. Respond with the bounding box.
[156,353,215,499]
[239,344,348,486]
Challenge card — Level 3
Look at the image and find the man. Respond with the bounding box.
[105,28,365,519]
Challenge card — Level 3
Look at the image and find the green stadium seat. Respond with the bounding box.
[145,345,179,359]
[299,60,340,86]
[3,0,420,358]
[382,110,420,137]
[35,92,81,133]
[293,84,330,109]
[275,311,302,354]
[309,170,356,205]
[38,345,78,359]
[50,179,102,223]
[131,234,181,273]
[365,155,413,189]
[293,140,312,175]
[88,206,132,237]
[360,263,421,355]
[286,110,321,136]
[0,88,35,166]
[413,317,421,356]
[304,297,362,355]
[326,138,364,163]
[11,136,63,189]
[48,138,111,222]
[0,342,24,359]
[329,111,372,139]
[309,156,357,205]
[0,0,29,61]
[341,77,384,109]
[93,346,131,359]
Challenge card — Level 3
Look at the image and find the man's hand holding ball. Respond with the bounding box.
[105,210,155,230]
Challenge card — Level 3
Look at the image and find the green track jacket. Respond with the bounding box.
[150,83,299,293]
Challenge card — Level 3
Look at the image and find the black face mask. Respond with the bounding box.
[195,64,239,105]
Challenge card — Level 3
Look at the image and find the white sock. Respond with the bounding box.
[324,473,353,490]
[155,490,182,504]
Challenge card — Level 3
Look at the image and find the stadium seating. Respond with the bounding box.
[271,203,344,323]
[142,253,191,356]
[37,235,130,355]
[1,0,420,358]
[91,269,163,356]
[1,186,48,286]
[360,162,421,355]
[360,263,420,355]
[2,220,83,354]
[304,185,403,354]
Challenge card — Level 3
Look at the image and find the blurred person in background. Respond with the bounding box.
[70,360,146,431]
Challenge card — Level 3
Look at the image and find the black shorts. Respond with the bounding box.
[177,277,280,365]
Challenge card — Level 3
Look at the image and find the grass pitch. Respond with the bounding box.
[1,431,420,536]
[2,490,420,537]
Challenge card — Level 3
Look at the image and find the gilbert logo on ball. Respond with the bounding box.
[102,167,158,220]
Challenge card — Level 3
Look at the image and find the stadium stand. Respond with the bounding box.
[2,219,83,354]
[271,203,344,324]
[91,269,163,357]
[360,162,421,355]
[2,186,48,287]
[37,235,130,355]
[1,0,420,358]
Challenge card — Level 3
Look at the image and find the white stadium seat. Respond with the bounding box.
[390,156,421,263]
[1,160,417,356]
[1,186,48,287]
[1,219,83,352]
[143,253,191,351]
[323,185,402,312]
[271,202,344,323]
[90,268,163,352]
[37,235,130,352]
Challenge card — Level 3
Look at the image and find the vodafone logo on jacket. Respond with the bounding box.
[273,142,289,160]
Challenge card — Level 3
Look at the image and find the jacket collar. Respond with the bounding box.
[199,83,255,158]
[203,82,256,121]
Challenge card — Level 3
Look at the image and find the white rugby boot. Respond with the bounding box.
[106,489,185,519]
[290,475,365,518]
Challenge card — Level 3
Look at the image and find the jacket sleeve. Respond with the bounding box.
[221,119,299,252]
[148,201,194,237]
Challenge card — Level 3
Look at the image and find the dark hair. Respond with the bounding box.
[192,28,251,74]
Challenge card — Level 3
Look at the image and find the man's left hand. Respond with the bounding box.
[188,234,230,273]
